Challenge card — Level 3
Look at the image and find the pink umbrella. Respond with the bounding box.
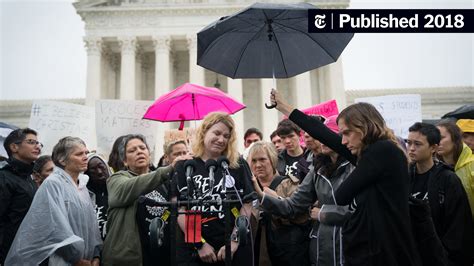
[143,83,246,129]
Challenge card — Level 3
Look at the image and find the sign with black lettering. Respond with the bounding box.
[355,94,422,138]
[28,101,96,155]
[95,100,157,160]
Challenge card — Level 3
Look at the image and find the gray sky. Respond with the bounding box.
[0,0,473,100]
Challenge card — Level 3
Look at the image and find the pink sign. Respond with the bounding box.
[301,99,339,118]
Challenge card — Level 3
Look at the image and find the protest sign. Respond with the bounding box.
[355,94,422,138]
[95,100,157,159]
[302,99,339,118]
[28,100,96,155]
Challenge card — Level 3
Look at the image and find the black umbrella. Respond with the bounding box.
[197,2,354,79]
[441,104,474,119]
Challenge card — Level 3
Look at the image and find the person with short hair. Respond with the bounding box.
[407,122,472,265]
[244,127,263,148]
[164,140,188,165]
[269,89,421,266]
[5,136,102,266]
[0,128,41,264]
[457,119,474,152]
[275,119,310,181]
[32,155,54,186]
[270,130,284,153]
[247,141,310,266]
[102,134,191,265]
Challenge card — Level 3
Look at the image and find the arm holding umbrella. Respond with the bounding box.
[269,89,356,165]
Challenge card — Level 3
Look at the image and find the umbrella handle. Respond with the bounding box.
[265,102,277,109]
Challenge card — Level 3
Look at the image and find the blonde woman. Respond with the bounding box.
[175,112,255,266]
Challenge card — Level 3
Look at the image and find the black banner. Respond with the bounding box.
[308,9,474,33]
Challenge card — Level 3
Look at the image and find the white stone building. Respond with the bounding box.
[73,0,350,151]
[1,0,472,159]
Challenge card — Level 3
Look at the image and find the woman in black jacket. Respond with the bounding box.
[268,89,421,266]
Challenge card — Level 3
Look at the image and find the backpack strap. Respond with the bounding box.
[269,175,285,190]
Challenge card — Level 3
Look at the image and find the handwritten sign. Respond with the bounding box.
[302,99,339,118]
[95,100,157,159]
[28,101,96,155]
[355,94,422,138]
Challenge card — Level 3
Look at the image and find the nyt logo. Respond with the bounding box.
[314,14,326,29]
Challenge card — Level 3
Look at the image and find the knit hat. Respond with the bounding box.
[324,115,339,134]
[456,119,474,133]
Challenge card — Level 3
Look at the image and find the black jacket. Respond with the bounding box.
[0,158,37,263]
[409,162,473,266]
[289,109,421,266]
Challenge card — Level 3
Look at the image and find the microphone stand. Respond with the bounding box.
[222,168,232,266]
[150,196,247,266]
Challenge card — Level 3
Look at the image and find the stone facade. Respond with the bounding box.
[73,0,351,152]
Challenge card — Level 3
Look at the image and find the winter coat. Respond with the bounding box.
[454,144,474,220]
[0,158,37,263]
[102,166,173,266]
[261,159,353,266]
[409,161,473,266]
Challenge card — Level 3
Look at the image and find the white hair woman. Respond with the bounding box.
[6,136,102,266]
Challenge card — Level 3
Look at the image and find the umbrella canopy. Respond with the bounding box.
[197,2,354,79]
[143,83,246,123]
[441,104,474,120]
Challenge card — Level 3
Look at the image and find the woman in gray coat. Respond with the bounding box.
[253,115,354,266]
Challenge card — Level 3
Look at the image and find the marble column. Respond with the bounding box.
[319,59,347,109]
[186,34,205,85]
[227,78,245,152]
[152,35,172,161]
[153,35,171,99]
[84,36,102,106]
[260,79,280,140]
[135,48,144,100]
[118,36,137,100]
[293,72,312,109]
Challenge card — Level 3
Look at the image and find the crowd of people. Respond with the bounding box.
[1,92,473,266]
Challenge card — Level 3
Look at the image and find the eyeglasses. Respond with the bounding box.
[16,139,44,148]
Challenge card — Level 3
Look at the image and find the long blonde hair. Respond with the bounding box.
[337,102,402,155]
[192,112,240,168]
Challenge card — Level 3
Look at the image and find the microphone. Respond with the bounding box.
[217,156,235,192]
[205,159,218,195]
[184,160,197,199]
[217,156,230,171]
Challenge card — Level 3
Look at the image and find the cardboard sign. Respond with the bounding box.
[164,128,196,152]
[355,94,422,138]
[28,100,96,155]
[95,100,157,159]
